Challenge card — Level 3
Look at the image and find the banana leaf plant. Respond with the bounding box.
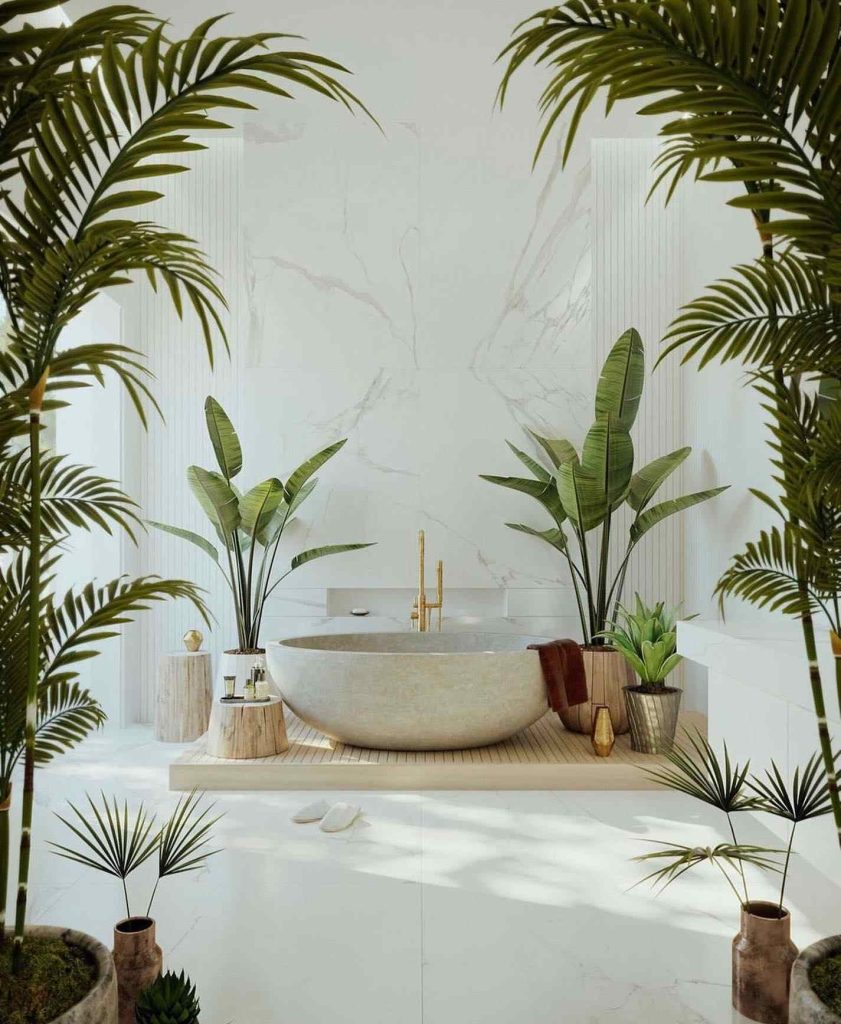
[482,329,727,643]
[151,397,374,652]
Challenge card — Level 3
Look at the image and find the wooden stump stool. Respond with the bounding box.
[206,696,289,759]
[155,652,213,742]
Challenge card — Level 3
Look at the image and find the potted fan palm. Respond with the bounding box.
[600,596,689,753]
[50,790,220,1024]
[639,733,834,1024]
[482,328,725,734]
[151,397,374,694]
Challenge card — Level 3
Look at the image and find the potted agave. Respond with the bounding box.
[151,397,374,695]
[482,328,726,733]
[640,733,834,1024]
[600,596,688,753]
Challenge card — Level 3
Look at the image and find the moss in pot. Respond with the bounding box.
[813,956,841,1015]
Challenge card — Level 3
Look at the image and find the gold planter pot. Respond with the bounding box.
[623,685,682,754]
[559,646,635,735]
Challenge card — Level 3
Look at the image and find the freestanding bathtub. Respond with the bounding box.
[265,632,551,750]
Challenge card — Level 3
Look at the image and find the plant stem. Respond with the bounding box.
[0,783,10,946]
[596,511,612,632]
[833,638,841,721]
[778,823,796,915]
[12,377,46,970]
[726,812,750,904]
[146,878,159,918]
[122,877,131,920]
[714,857,747,908]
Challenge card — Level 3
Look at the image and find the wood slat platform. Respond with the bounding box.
[170,708,706,791]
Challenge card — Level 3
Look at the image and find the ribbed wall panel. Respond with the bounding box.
[592,139,686,621]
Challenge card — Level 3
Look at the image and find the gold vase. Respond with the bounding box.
[591,704,615,757]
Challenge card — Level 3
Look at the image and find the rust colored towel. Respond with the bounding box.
[526,639,588,713]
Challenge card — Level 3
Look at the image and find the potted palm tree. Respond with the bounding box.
[0,4,371,1019]
[497,3,841,1016]
[151,397,374,694]
[600,595,688,753]
[482,328,725,733]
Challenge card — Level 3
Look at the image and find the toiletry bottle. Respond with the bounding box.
[256,666,269,701]
[243,668,256,702]
[223,675,236,699]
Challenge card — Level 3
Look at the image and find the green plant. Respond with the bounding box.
[638,731,834,914]
[599,595,689,687]
[496,0,841,858]
[0,1,371,968]
[50,790,221,919]
[482,328,725,643]
[150,397,374,652]
[135,970,200,1024]
[812,956,841,1016]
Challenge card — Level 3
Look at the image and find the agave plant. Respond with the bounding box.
[50,790,221,919]
[0,1,372,966]
[150,397,374,652]
[482,328,725,643]
[600,595,690,688]
[135,970,200,1024]
[497,0,841,852]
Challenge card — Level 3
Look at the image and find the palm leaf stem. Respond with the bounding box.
[572,519,596,640]
[565,546,589,642]
[714,856,748,907]
[726,812,750,904]
[778,823,797,915]
[0,785,10,946]
[221,537,245,649]
[12,390,44,970]
[252,503,293,644]
[145,878,159,918]
[596,510,611,634]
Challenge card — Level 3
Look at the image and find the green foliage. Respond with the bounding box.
[0,934,98,1024]
[135,970,200,1024]
[151,397,374,650]
[599,594,687,685]
[482,329,725,641]
[634,843,781,901]
[812,955,841,1016]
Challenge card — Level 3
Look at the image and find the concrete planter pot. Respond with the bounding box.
[623,685,682,753]
[4,924,118,1023]
[732,901,798,1024]
[790,935,841,1024]
[112,916,162,1024]
[559,646,635,735]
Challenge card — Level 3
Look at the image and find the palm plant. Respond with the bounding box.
[150,397,374,653]
[0,1,372,966]
[50,790,221,919]
[482,328,725,642]
[497,0,841,851]
[599,595,688,688]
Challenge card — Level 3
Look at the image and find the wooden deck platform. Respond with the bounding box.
[170,708,705,791]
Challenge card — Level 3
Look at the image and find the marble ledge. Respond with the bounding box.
[678,618,840,725]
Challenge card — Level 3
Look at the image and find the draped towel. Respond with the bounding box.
[526,639,588,713]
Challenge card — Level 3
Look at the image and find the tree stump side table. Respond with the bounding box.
[206,696,289,759]
[155,651,213,742]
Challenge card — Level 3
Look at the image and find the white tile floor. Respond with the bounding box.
[9,727,841,1024]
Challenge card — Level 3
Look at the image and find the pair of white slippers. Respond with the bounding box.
[292,799,361,833]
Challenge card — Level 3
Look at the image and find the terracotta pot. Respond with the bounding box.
[623,685,682,753]
[559,646,635,735]
[790,935,841,1024]
[4,924,118,1023]
[732,901,798,1024]
[112,916,162,1024]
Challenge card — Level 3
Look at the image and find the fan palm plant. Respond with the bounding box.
[0,0,372,967]
[497,0,841,852]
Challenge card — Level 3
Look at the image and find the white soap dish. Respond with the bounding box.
[350,608,369,616]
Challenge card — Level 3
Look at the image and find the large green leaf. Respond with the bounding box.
[556,463,608,532]
[506,521,569,553]
[527,430,580,469]
[284,440,346,503]
[580,414,634,510]
[506,440,551,482]
[239,478,283,540]
[480,473,566,525]
[204,396,242,481]
[628,447,691,512]
[290,542,375,572]
[187,466,240,533]
[147,520,219,563]
[630,486,729,543]
[595,328,645,431]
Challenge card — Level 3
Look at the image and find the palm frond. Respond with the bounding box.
[49,791,158,879]
[157,789,222,880]
[634,841,782,894]
[748,752,838,823]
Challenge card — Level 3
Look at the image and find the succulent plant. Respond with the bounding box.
[599,594,688,686]
[135,971,200,1024]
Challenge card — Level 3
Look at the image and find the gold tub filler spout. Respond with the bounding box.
[411,529,443,632]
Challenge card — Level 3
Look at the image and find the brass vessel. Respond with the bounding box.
[182,629,203,653]
[591,703,615,757]
[410,529,444,631]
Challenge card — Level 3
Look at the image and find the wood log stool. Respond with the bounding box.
[155,651,213,742]
[206,696,289,759]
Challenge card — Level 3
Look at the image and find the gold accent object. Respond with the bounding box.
[183,629,203,653]
[831,630,841,658]
[410,529,444,631]
[591,704,615,757]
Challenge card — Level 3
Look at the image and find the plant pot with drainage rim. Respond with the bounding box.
[790,935,841,1024]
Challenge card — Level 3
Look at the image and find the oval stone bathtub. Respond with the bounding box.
[265,632,551,750]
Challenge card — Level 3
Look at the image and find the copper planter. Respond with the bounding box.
[733,901,798,1024]
[113,916,162,1024]
[623,685,682,754]
[559,646,635,735]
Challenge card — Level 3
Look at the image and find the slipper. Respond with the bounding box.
[319,802,362,833]
[291,799,331,824]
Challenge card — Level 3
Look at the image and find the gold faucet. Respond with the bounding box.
[411,529,443,631]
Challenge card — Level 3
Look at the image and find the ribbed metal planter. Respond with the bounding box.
[623,685,682,754]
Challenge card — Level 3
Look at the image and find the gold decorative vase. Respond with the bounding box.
[560,646,635,735]
[591,704,615,757]
[623,685,682,754]
[182,629,203,653]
